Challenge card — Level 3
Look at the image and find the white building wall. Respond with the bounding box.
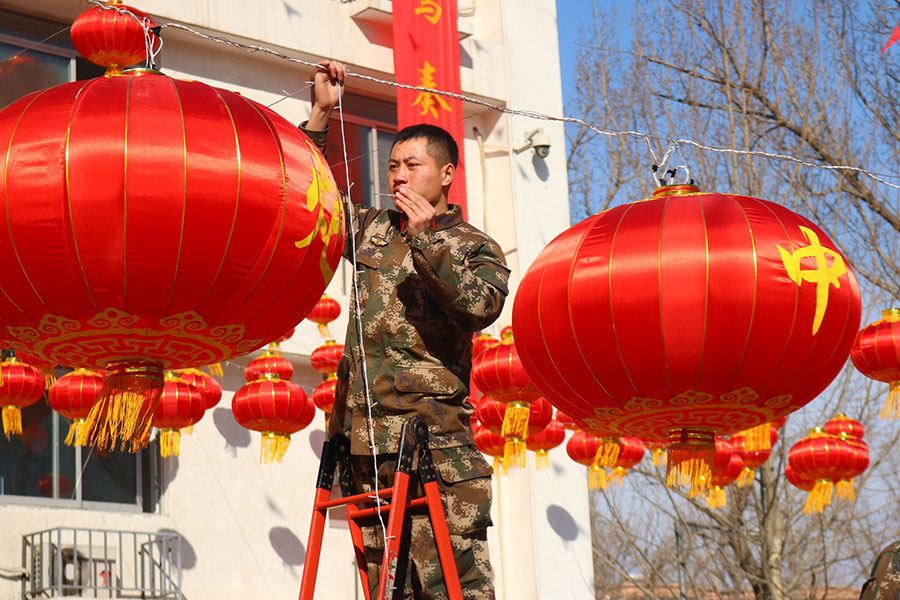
[0,1,594,598]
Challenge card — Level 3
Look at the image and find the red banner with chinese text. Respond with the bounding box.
[392,0,467,217]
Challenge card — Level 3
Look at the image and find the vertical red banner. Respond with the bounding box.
[392,0,467,217]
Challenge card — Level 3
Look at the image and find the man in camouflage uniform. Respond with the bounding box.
[302,62,508,599]
[860,542,900,600]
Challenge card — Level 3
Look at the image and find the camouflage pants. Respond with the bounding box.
[350,446,495,600]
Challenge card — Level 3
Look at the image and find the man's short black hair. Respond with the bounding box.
[393,124,459,168]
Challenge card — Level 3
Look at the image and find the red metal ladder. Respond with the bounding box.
[298,417,464,600]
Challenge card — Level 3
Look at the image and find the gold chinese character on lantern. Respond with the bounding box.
[777,226,847,335]
[412,61,452,119]
[414,0,442,24]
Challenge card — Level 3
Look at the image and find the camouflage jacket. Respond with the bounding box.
[328,203,510,455]
[860,542,900,600]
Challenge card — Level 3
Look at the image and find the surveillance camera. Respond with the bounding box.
[531,131,551,158]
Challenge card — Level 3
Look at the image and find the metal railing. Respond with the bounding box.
[21,527,182,599]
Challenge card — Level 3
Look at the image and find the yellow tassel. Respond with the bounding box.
[492,456,507,475]
[266,342,283,357]
[501,402,530,440]
[535,450,550,470]
[738,423,772,451]
[160,429,182,458]
[736,467,756,487]
[206,363,224,378]
[652,448,666,467]
[606,466,627,487]
[64,419,85,446]
[317,323,332,339]
[503,438,526,469]
[881,382,900,420]
[835,479,855,501]
[76,361,164,452]
[707,486,727,509]
[260,432,291,463]
[42,370,57,388]
[667,448,714,498]
[182,424,194,436]
[592,438,621,468]
[803,479,834,514]
[2,405,22,439]
[588,465,607,490]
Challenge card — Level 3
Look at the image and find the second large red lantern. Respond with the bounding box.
[513,184,861,492]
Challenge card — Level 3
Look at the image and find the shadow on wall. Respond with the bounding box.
[308,429,326,460]
[546,504,581,542]
[269,526,306,569]
[213,407,251,456]
[157,528,198,570]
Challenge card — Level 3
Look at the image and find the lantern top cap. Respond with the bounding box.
[882,308,900,322]
[652,184,701,198]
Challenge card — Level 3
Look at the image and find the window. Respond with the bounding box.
[325,92,398,209]
[0,11,155,511]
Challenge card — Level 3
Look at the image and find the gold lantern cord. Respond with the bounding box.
[77,360,164,452]
[803,479,834,514]
[160,428,182,458]
[881,381,900,420]
[736,467,756,487]
[736,422,773,451]
[503,436,527,469]
[501,400,530,441]
[260,432,291,464]
[2,405,22,438]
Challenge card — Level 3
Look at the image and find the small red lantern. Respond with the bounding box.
[70,1,158,75]
[245,353,294,382]
[48,369,104,445]
[472,332,500,359]
[473,421,506,474]
[732,427,778,487]
[307,294,342,339]
[526,419,566,470]
[153,374,205,457]
[232,378,315,463]
[604,436,646,488]
[1,358,45,439]
[174,368,223,410]
[851,309,900,419]
[788,429,857,513]
[566,430,607,490]
[833,434,869,501]
[472,329,543,467]
[823,414,864,439]
[311,340,344,375]
[15,350,58,386]
[313,375,337,417]
[266,327,296,356]
[513,184,861,494]
[708,445,744,509]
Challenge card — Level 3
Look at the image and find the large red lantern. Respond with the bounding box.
[1,357,46,438]
[526,418,566,470]
[788,429,857,513]
[232,377,315,463]
[513,184,861,493]
[153,374,205,457]
[472,329,544,467]
[70,1,157,75]
[0,13,344,452]
[850,309,900,419]
[48,369,104,445]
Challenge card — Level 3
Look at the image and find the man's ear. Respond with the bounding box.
[441,163,456,187]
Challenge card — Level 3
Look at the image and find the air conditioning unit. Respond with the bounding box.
[49,546,89,596]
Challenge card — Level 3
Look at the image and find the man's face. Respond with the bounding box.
[387,137,452,207]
